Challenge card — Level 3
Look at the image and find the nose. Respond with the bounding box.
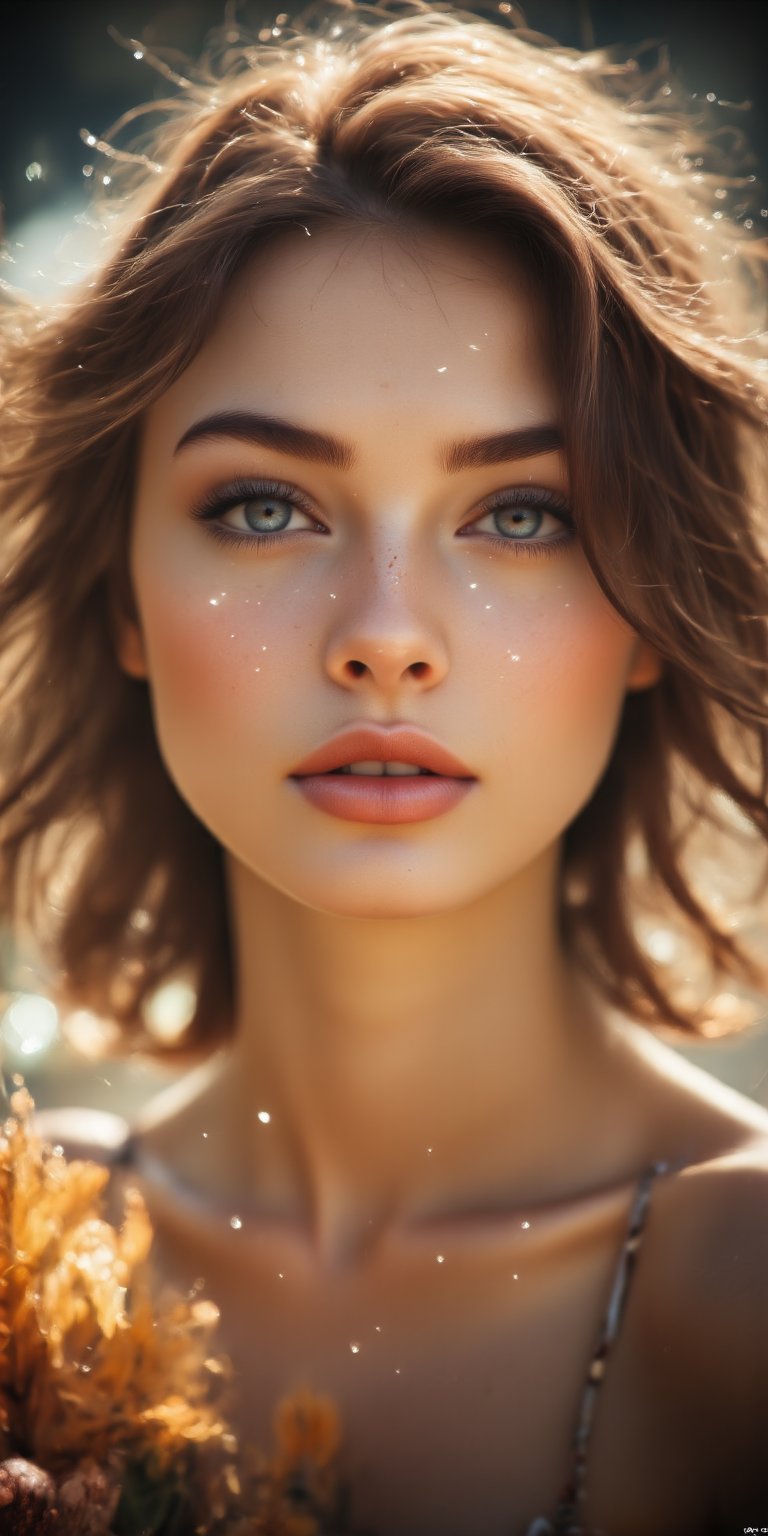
[323,551,450,698]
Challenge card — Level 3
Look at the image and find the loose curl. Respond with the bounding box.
[1,1,767,1048]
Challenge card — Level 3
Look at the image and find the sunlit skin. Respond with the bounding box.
[112,222,768,1531]
[121,224,765,1285]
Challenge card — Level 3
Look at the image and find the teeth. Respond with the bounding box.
[341,761,427,776]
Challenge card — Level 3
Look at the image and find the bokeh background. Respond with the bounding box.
[1,0,768,1116]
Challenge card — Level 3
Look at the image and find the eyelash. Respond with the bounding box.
[189,478,574,558]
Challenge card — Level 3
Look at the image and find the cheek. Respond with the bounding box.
[131,550,303,794]
[480,571,636,785]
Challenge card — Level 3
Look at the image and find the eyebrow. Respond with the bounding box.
[173,411,563,474]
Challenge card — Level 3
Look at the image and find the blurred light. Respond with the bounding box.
[25,161,44,182]
[643,928,679,965]
[0,993,59,1059]
[142,979,197,1042]
[63,1008,121,1059]
[7,198,102,292]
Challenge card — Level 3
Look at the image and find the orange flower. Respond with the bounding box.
[0,1089,352,1533]
[0,1088,230,1474]
[273,1388,342,1476]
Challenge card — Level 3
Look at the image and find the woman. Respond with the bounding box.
[1,4,767,1531]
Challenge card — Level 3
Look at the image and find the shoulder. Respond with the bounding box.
[654,1134,768,1308]
[640,1135,768,1520]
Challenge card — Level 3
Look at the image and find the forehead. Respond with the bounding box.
[145,222,559,448]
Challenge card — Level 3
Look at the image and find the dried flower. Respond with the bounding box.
[0,1089,354,1534]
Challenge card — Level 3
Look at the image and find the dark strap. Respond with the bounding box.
[546,1160,669,1534]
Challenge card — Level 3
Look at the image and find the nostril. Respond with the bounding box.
[347,660,367,678]
[409,662,429,679]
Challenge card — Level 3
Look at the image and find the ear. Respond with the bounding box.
[625,636,663,693]
[115,616,148,679]
[109,569,148,680]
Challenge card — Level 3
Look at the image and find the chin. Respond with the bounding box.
[274,851,535,922]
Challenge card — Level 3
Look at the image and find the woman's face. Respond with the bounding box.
[124,223,658,917]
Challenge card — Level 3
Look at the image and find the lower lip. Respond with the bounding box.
[291,774,475,824]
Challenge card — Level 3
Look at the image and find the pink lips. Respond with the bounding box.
[289,726,476,825]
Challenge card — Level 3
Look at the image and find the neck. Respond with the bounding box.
[167,847,625,1263]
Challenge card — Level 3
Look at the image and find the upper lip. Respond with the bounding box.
[289,726,476,779]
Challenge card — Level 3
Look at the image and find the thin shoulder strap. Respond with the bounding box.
[549,1159,670,1535]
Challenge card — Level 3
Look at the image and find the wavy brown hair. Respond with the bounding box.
[1,1,767,1049]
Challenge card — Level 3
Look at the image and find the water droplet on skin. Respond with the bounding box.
[436,1254,445,1264]
[261,644,268,651]
[426,1147,433,1155]
[278,1271,284,1279]
[507,653,520,662]
[257,1110,271,1124]
[484,604,492,610]
[714,188,727,200]
[329,593,336,599]
[375,1325,382,1332]
[395,1367,401,1375]
[468,343,480,351]
[436,366,448,374]
[230,1215,243,1231]
[469,582,478,590]
[350,1342,361,1354]
[706,92,717,103]
[133,49,144,60]
[521,1220,531,1230]
[209,599,219,607]
[254,667,261,673]
[202,1131,208,1139]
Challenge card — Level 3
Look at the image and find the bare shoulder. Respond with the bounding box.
[639,1132,768,1523]
[647,1130,768,1329]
